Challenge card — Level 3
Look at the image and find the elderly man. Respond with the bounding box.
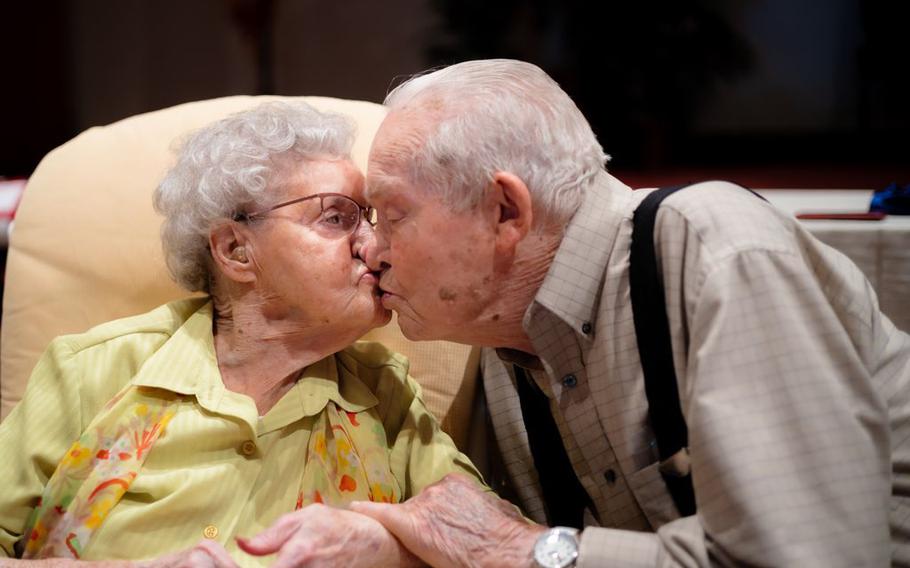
[350,59,910,567]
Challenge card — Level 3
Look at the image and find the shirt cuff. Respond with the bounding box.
[578,526,659,568]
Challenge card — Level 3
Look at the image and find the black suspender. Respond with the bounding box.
[515,365,592,528]
[629,183,765,516]
[630,184,697,516]
[517,183,764,520]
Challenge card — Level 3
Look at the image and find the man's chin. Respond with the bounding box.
[376,297,456,342]
[378,290,397,309]
[394,313,444,342]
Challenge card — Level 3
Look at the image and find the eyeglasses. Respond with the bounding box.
[233,193,376,238]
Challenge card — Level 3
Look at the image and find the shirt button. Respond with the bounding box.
[604,469,617,485]
[240,440,257,456]
[562,374,578,388]
[203,525,219,539]
[581,322,592,334]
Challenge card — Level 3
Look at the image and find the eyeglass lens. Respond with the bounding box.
[317,194,363,235]
[241,193,375,238]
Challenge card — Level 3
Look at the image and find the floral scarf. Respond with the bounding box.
[21,383,400,559]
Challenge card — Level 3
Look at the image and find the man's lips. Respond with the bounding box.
[376,280,397,296]
[379,292,397,308]
[376,281,399,306]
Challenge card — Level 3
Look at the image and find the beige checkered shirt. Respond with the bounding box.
[481,173,910,566]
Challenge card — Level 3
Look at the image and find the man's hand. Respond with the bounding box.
[134,540,239,568]
[236,503,423,568]
[350,474,546,568]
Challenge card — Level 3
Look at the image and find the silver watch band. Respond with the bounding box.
[533,527,580,568]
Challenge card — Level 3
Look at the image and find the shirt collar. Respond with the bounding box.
[261,353,379,434]
[525,172,635,343]
[130,299,221,399]
[292,353,379,417]
[131,299,378,432]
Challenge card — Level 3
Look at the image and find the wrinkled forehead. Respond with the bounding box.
[366,123,412,200]
[369,113,417,161]
[366,108,442,201]
[364,167,406,203]
[372,101,453,161]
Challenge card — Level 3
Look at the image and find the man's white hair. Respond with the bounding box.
[154,100,355,292]
[383,59,608,226]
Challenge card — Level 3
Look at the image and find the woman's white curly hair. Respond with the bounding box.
[154,101,355,292]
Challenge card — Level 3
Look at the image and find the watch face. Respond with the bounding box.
[534,529,579,568]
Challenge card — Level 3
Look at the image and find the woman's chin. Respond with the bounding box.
[363,281,392,326]
[353,294,392,333]
[330,287,391,336]
[369,304,393,329]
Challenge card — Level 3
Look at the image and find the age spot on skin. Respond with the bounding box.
[438,287,457,301]
[492,314,500,321]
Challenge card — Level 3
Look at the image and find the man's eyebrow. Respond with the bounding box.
[364,180,385,202]
[365,173,395,201]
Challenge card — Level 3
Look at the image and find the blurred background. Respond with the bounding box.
[2,0,908,187]
[1,0,909,330]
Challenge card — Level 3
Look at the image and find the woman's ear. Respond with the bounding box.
[490,171,533,256]
[210,223,257,284]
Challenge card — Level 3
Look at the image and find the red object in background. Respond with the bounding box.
[795,211,887,221]
[0,178,26,220]
[0,178,27,246]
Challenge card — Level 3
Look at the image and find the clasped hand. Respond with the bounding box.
[139,503,414,568]
[141,474,542,568]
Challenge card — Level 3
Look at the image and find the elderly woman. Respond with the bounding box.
[0,102,484,567]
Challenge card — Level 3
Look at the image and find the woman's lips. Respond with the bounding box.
[360,271,380,286]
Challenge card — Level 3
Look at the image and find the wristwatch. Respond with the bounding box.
[533,527,580,568]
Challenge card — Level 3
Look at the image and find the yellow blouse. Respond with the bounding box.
[0,298,483,566]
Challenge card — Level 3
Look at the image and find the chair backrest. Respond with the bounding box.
[0,95,480,449]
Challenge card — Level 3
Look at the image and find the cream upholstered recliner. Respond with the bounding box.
[0,95,481,450]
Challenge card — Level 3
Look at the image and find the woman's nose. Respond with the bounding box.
[357,223,389,271]
[352,219,377,262]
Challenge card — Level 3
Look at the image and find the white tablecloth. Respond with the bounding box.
[757,189,910,332]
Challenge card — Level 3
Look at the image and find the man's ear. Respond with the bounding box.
[209,223,257,284]
[490,171,533,255]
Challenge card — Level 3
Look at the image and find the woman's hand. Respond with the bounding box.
[237,503,423,568]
